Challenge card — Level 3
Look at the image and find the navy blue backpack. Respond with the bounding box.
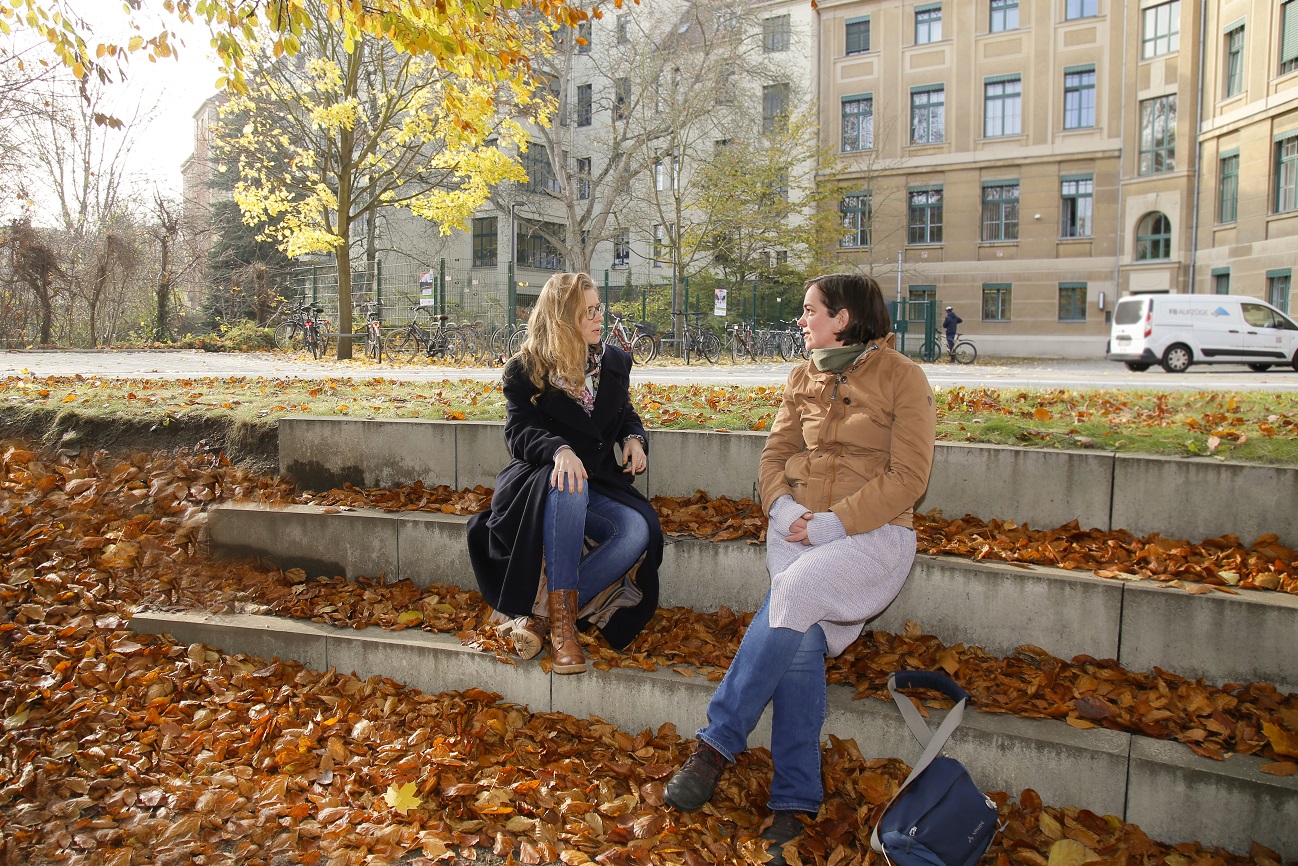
[870,671,1000,866]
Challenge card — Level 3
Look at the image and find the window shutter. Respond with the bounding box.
[846,18,870,54]
[1284,1,1298,64]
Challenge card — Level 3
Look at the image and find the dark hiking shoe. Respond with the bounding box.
[761,810,815,866]
[663,741,727,811]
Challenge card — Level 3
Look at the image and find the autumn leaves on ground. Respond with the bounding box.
[2,444,1296,865]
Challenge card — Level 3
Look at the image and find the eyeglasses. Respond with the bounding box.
[583,303,606,321]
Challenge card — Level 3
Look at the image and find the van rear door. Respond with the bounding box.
[1109,297,1148,358]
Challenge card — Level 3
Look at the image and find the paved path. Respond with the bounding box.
[4,349,1298,391]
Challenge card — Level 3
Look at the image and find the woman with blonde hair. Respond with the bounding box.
[467,272,663,673]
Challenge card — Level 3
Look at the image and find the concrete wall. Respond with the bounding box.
[276,418,1298,548]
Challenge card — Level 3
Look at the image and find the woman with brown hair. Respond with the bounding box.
[467,272,663,674]
[662,273,936,864]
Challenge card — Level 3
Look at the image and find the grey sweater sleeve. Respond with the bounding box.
[805,511,848,546]
[767,494,806,538]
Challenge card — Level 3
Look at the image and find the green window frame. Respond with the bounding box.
[1282,1,1298,75]
[1063,66,1096,129]
[471,216,498,268]
[908,285,936,322]
[1277,135,1298,213]
[990,0,1019,32]
[1058,283,1087,321]
[1218,151,1239,223]
[1211,267,1230,295]
[982,283,1012,321]
[907,186,944,245]
[1141,0,1180,59]
[984,75,1022,137]
[1224,26,1244,97]
[981,181,1020,241]
[916,4,942,44]
[1135,211,1172,260]
[1268,269,1292,313]
[910,85,945,144]
[1138,95,1176,175]
[840,192,873,248]
[1060,175,1093,238]
[846,16,871,55]
[1065,0,1097,20]
[841,94,874,152]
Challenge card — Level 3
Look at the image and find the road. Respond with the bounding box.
[4,349,1298,391]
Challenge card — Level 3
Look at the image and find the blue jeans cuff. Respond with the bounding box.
[695,732,736,764]
[768,800,821,814]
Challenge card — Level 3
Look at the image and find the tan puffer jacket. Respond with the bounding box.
[758,339,936,536]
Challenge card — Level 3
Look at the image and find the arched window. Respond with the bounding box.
[1135,212,1171,260]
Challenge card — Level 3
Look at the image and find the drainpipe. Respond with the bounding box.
[1186,0,1208,294]
[1113,0,1130,302]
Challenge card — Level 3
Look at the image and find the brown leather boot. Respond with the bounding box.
[497,616,547,660]
[547,589,586,674]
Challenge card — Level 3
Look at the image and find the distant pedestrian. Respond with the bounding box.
[943,306,962,360]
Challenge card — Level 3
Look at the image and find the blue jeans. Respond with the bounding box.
[544,486,650,606]
[697,593,828,813]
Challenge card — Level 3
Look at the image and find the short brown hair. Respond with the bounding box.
[805,273,891,344]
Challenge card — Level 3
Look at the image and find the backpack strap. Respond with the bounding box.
[870,671,971,855]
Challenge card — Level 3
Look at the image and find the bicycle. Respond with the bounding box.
[673,310,722,365]
[935,333,977,364]
[606,312,658,364]
[389,308,466,362]
[273,300,330,360]
[354,300,384,361]
[725,321,761,362]
[778,320,808,361]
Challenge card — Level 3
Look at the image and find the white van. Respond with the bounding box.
[1107,294,1298,373]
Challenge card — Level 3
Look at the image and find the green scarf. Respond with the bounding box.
[811,343,871,373]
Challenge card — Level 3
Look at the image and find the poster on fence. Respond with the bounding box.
[418,272,436,307]
[714,288,727,317]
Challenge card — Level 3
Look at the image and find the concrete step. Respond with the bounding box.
[209,502,1298,694]
[128,608,1298,859]
[276,417,1298,549]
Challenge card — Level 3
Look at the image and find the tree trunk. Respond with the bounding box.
[155,231,172,342]
[39,272,53,346]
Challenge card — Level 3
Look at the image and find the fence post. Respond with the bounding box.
[751,280,758,323]
[641,282,646,322]
[439,259,447,317]
[602,271,610,329]
[507,262,516,327]
[311,266,319,305]
[683,276,689,318]
[376,260,383,308]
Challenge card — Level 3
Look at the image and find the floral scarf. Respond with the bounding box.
[550,343,604,414]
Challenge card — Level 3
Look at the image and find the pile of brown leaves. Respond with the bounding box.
[1,444,1294,865]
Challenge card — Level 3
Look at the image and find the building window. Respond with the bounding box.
[617,14,630,44]
[1277,135,1298,213]
[516,220,564,270]
[1065,0,1097,20]
[763,15,791,52]
[982,283,1012,321]
[841,95,874,152]
[984,76,1022,137]
[910,86,945,144]
[472,217,497,268]
[652,224,671,267]
[614,78,629,120]
[915,5,942,44]
[1141,1,1180,59]
[840,192,873,248]
[981,182,1019,241]
[613,231,630,269]
[908,285,936,321]
[908,186,944,245]
[576,20,591,53]
[1138,95,1176,174]
[576,83,592,127]
[523,144,559,194]
[1218,152,1239,223]
[1223,26,1244,97]
[1283,2,1298,75]
[846,16,870,54]
[1268,270,1292,313]
[1212,269,1230,295]
[575,157,591,201]
[1063,66,1096,129]
[1061,175,1094,238]
[990,0,1019,32]
[1058,283,1087,321]
[654,154,676,192]
[1135,212,1171,260]
[763,83,790,134]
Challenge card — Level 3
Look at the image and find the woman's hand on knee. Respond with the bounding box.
[785,511,814,545]
[621,436,647,475]
[551,446,587,492]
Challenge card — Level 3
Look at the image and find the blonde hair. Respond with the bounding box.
[517,272,595,398]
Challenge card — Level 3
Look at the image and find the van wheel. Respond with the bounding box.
[1247,363,1272,372]
[1124,362,1151,372]
[1161,344,1193,373]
